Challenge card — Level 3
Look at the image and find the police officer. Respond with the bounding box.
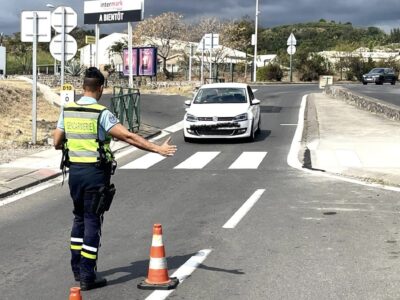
[53,67,177,291]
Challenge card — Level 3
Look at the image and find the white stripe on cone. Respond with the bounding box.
[152,234,163,247]
[149,257,168,270]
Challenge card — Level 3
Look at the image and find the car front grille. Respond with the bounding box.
[197,117,235,121]
[195,129,237,136]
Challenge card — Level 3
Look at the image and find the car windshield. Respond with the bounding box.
[369,68,384,74]
[193,88,247,104]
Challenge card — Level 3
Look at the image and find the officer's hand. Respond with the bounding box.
[158,137,177,157]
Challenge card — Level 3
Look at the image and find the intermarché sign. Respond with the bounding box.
[84,0,143,24]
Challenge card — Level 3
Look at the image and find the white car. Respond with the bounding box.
[183,83,261,142]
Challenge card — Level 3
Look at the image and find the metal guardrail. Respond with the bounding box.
[111,86,141,132]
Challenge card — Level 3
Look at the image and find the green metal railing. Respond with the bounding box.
[111,86,141,132]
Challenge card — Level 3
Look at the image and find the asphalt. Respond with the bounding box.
[1,90,400,200]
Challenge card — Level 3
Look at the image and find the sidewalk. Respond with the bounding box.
[0,124,161,198]
[304,92,400,187]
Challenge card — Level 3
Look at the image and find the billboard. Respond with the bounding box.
[123,47,157,77]
[138,47,157,76]
[123,48,138,76]
[84,0,143,24]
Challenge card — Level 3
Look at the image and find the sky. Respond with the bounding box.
[2,0,400,36]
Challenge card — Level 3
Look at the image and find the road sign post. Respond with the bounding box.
[51,6,77,86]
[287,33,297,82]
[21,11,51,144]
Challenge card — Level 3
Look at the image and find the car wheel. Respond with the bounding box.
[256,116,261,134]
[362,82,367,85]
[391,80,396,85]
[246,121,255,142]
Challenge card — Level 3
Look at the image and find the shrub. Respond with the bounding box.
[257,63,283,81]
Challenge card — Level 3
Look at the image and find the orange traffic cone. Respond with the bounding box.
[69,287,82,300]
[137,224,179,290]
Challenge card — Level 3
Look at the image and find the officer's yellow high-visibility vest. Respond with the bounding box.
[63,102,113,164]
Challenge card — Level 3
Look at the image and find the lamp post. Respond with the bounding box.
[46,4,57,75]
[253,0,259,82]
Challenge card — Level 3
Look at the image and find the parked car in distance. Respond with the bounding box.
[183,83,261,142]
[362,68,397,85]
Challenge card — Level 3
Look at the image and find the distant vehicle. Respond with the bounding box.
[362,68,397,85]
[183,83,261,142]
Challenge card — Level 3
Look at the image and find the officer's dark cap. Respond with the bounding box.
[83,67,105,91]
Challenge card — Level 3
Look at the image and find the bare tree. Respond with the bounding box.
[133,12,187,79]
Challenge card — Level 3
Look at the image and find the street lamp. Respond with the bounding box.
[46,4,57,75]
[253,0,259,82]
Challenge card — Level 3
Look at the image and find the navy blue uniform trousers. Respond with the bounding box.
[68,164,111,282]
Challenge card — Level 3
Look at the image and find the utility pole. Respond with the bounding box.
[253,0,259,82]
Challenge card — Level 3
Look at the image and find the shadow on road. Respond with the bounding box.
[100,252,245,287]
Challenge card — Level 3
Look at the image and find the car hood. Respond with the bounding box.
[187,103,250,117]
[364,72,382,76]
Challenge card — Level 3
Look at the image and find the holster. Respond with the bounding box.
[60,147,70,170]
[90,184,116,215]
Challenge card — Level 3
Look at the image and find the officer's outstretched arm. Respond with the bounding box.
[109,124,177,157]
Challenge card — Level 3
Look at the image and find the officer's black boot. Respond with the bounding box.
[80,277,107,291]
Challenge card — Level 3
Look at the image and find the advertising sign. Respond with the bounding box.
[138,47,157,76]
[84,0,143,24]
[123,48,138,76]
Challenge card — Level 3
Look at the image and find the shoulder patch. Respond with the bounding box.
[109,114,118,124]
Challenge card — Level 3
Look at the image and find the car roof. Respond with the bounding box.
[198,83,249,89]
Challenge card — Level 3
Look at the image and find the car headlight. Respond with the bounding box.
[186,114,198,122]
[233,113,248,122]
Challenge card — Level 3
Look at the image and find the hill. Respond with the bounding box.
[258,20,390,54]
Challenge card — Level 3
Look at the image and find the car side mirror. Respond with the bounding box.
[251,99,260,105]
[184,100,191,107]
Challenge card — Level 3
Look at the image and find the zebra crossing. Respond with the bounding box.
[120,151,268,170]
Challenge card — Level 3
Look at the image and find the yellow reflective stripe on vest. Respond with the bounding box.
[71,245,82,250]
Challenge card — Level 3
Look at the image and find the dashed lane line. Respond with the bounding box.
[223,189,266,229]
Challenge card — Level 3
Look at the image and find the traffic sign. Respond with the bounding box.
[287,45,296,55]
[51,6,77,34]
[198,33,219,51]
[21,11,51,42]
[85,35,96,44]
[50,34,77,61]
[60,83,75,106]
[287,33,297,46]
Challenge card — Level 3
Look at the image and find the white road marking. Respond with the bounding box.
[336,150,362,168]
[120,153,166,169]
[0,176,65,207]
[145,249,212,300]
[223,189,265,229]
[174,152,220,169]
[163,121,184,133]
[229,152,267,169]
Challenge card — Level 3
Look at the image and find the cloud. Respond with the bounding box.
[2,0,400,36]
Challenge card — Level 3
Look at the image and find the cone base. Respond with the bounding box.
[137,277,179,290]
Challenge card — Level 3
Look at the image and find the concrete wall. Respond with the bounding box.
[325,85,400,121]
